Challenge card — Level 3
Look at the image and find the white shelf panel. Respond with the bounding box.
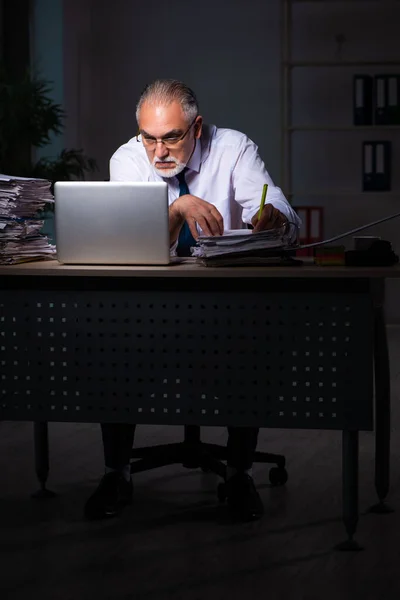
[290,1,400,64]
[290,1,400,4]
[286,61,400,67]
[289,191,400,197]
[288,126,400,132]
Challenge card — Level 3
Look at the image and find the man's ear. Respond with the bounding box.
[194,116,203,139]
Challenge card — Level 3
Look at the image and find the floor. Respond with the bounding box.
[1,328,400,600]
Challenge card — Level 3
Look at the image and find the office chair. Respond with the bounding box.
[130,425,288,501]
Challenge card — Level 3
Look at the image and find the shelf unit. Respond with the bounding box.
[280,0,400,202]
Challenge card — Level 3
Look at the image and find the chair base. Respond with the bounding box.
[130,425,286,482]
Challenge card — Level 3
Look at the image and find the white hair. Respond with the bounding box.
[136,79,199,124]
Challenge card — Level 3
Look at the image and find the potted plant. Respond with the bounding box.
[0,65,97,239]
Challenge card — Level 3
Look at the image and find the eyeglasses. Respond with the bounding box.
[136,117,198,149]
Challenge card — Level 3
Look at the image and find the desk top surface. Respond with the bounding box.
[1,259,400,278]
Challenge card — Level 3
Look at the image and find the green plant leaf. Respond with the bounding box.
[0,63,96,187]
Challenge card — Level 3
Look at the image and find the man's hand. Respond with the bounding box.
[251,203,287,233]
[172,194,224,239]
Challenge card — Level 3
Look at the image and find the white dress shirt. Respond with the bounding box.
[110,124,301,239]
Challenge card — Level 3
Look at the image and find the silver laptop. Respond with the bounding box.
[54,181,170,265]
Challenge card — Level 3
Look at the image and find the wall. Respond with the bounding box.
[63,0,283,182]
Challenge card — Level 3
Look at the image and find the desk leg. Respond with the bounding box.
[31,422,56,498]
[370,280,393,514]
[336,430,363,551]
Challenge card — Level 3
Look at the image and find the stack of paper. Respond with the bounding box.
[0,174,56,264]
[192,224,298,266]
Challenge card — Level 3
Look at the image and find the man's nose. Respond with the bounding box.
[155,141,169,159]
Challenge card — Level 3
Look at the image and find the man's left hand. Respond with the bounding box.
[251,204,287,233]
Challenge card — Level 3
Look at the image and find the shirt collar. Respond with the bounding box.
[185,138,201,173]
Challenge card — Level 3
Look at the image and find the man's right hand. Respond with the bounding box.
[171,194,224,239]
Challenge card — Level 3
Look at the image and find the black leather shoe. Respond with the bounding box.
[84,471,133,520]
[224,472,264,522]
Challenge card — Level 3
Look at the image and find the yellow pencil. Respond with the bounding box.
[257,183,268,221]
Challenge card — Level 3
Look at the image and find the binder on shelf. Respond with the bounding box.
[353,75,373,126]
[375,75,389,125]
[374,74,400,125]
[387,75,400,125]
[295,206,323,257]
[362,141,391,192]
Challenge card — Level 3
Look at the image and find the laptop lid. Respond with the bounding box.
[54,181,170,265]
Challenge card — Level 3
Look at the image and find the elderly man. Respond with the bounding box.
[84,79,300,523]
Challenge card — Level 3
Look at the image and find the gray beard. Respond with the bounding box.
[152,159,186,179]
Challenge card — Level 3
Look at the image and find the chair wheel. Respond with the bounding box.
[269,467,288,486]
[217,482,227,503]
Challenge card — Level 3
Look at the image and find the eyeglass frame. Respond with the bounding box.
[136,116,198,148]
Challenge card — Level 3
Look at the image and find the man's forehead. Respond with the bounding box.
[139,100,186,132]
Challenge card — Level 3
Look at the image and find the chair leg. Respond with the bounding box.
[130,426,206,473]
[253,450,286,468]
[129,425,287,480]
[200,453,227,480]
[199,443,228,460]
[130,449,184,474]
[131,442,186,459]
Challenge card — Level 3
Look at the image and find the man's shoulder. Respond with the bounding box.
[206,125,248,146]
[110,136,151,180]
[110,136,148,163]
[201,125,249,161]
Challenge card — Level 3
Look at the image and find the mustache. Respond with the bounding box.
[153,157,177,164]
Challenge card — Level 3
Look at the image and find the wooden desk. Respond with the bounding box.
[1,260,399,548]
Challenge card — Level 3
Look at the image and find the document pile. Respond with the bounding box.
[192,223,298,266]
[0,174,56,264]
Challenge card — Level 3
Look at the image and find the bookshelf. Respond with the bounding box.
[281,0,400,204]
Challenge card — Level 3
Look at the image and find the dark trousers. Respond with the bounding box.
[101,423,259,472]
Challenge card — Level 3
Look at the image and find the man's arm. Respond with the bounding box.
[251,203,288,232]
[169,194,224,243]
[169,200,186,245]
[109,143,149,181]
[232,137,301,238]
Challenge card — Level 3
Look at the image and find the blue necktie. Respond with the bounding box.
[176,169,197,257]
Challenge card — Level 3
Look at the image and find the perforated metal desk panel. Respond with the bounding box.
[1,260,393,431]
